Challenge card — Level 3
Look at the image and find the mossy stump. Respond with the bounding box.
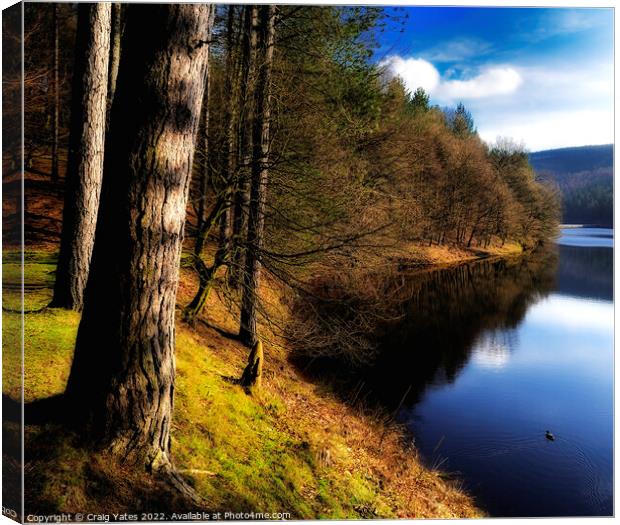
[240,339,263,393]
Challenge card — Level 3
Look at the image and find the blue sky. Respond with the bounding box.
[376,7,614,151]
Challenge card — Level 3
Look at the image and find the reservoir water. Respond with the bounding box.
[390,228,613,516]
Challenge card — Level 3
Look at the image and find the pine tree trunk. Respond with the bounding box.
[239,5,276,347]
[467,227,476,247]
[51,3,60,182]
[240,340,263,393]
[64,4,213,470]
[218,6,241,257]
[184,6,218,325]
[194,5,216,259]
[184,197,228,324]
[106,3,123,129]
[195,85,211,259]
[229,5,258,288]
[51,3,111,310]
[184,253,222,325]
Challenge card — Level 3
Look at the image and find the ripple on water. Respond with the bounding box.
[429,427,611,516]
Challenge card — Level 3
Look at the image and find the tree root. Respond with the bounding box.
[106,440,206,507]
[156,462,205,507]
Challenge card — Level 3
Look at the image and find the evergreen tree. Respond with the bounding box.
[410,87,430,113]
[450,102,476,137]
[64,4,213,472]
[51,3,111,311]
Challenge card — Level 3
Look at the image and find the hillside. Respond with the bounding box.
[529,144,613,174]
[2,170,496,519]
[9,3,561,519]
[529,145,613,226]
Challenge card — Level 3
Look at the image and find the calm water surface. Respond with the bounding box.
[382,229,613,516]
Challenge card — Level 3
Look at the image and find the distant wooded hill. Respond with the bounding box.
[529,145,613,227]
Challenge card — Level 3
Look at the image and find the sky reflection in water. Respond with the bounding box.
[399,228,613,517]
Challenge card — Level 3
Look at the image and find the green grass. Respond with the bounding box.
[3,248,57,311]
[8,250,395,518]
[172,329,388,518]
[3,307,79,401]
[3,250,78,400]
[8,248,479,518]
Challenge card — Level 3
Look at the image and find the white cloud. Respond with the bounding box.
[382,56,440,94]
[381,54,613,151]
[475,62,613,150]
[524,9,611,42]
[381,55,522,104]
[478,109,613,152]
[520,64,613,102]
[421,37,492,63]
[436,67,522,100]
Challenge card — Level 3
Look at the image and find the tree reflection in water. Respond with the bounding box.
[292,246,559,410]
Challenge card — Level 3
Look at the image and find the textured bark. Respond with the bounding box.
[240,340,263,392]
[184,193,228,324]
[229,5,258,288]
[183,252,221,325]
[239,5,276,347]
[185,6,218,325]
[106,3,123,129]
[194,87,211,259]
[64,4,213,470]
[51,3,111,310]
[51,3,60,182]
[218,5,242,255]
[194,5,216,259]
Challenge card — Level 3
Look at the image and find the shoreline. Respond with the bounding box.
[560,224,613,229]
[391,240,524,270]
[6,241,491,518]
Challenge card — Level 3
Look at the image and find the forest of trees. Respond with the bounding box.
[529,145,613,227]
[560,172,613,226]
[17,3,560,491]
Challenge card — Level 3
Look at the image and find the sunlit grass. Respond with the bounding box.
[168,328,394,518]
[10,248,482,518]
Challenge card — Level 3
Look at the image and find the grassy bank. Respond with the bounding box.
[395,241,523,267]
[3,246,486,518]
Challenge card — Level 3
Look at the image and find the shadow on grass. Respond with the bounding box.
[3,394,210,516]
[196,318,240,342]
